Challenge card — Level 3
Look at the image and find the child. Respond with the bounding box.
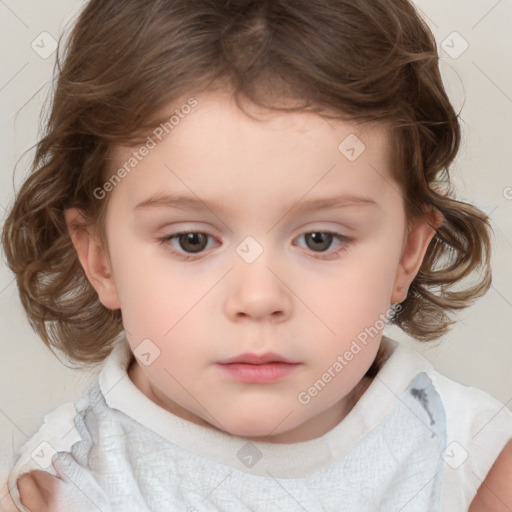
[2,0,511,510]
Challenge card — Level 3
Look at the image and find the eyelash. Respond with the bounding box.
[156,230,352,261]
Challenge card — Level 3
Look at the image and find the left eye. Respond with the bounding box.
[295,232,348,254]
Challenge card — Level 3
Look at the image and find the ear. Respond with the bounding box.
[64,208,121,310]
[390,207,443,304]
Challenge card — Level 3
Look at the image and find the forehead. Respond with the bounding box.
[107,91,397,213]
[142,90,391,156]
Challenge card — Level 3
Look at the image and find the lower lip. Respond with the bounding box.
[215,362,301,383]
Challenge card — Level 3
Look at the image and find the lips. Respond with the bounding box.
[216,352,299,365]
[216,352,301,383]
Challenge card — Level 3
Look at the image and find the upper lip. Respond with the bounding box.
[217,352,299,365]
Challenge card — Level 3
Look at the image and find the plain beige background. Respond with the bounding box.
[1,0,511,507]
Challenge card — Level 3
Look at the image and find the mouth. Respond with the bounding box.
[216,352,301,383]
[216,352,299,365]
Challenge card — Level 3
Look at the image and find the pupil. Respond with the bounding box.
[181,233,207,253]
[307,232,332,252]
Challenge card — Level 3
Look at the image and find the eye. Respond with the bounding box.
[157,230,351,261]
[157,232,218,260]
[294,231,351,259]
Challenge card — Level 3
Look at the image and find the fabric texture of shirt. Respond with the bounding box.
[8,335,512,511]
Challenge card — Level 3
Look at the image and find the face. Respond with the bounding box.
[84,91,436,443]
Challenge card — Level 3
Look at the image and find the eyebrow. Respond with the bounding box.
[134,193,379,215]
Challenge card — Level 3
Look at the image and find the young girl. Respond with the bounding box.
[2,0,511,510]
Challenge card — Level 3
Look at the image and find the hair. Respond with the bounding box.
[2,0,492,370]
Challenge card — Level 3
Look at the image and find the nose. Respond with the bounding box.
[224,255,293,322]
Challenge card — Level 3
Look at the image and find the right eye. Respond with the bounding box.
[157,232,219,260]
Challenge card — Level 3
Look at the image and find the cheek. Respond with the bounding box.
[303,249,398,327]
[107,234,172,333]
[294,240,400,369]
[109,245,217,356]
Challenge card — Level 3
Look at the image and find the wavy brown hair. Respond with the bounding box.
[2,0,492,367]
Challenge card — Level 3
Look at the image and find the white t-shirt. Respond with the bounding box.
[8,335,512,511]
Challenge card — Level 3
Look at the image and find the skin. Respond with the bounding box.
[468,440,512,511]
[14,90,512,509]
[66,90,442,443]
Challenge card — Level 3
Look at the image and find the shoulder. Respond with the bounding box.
[426,365,512,441]
[7,409,74,512]
[16,470,60,512]
[469,440,512,512]
[414,359,512,507]
[8,399,87,511]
